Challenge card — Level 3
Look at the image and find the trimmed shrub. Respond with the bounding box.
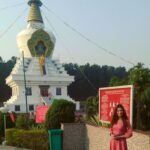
[6,128,49,150]
[45,99,75,129]
[5,128,17,146]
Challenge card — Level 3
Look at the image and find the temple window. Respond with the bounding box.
[56,87,61,95]
[26,87,32,96]
[15,105,20,111]
[29,105,34,111]
[39,85,49,97]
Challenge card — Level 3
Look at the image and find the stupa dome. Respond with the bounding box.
[17,0,56,58]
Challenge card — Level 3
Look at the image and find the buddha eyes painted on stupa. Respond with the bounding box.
[35,40,46,56]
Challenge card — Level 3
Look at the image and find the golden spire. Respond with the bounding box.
[27,0,43,23]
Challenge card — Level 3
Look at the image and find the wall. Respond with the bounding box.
[61,123,85,150]
[62,123,150,150]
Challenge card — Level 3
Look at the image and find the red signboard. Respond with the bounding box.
[99,85,133,125]
[36,105,49,123]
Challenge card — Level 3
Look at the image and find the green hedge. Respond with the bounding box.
[6,129,49,150]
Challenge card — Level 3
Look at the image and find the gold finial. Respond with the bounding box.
[27,0,43,23]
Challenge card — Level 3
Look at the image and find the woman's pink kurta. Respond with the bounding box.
[110,120,132,150]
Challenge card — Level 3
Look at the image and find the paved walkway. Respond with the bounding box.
[0,146,30,150]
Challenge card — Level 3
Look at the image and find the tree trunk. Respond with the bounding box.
[136,93,141,129]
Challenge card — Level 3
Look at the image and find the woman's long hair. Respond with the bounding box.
[110,104,128,127]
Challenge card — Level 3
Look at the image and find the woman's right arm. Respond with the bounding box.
[122,120,132,138]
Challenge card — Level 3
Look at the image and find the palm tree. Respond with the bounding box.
[140,88,150,130]
[128,63,150,129]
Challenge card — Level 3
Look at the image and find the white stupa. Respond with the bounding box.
[1,0,79,113]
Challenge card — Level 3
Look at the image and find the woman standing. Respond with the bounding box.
[110,104,132,150]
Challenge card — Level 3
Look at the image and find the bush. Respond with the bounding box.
[0,112,15,137]
[15,114,35,129]
[86,115,110,128]
[6,128,49,150]
[86,96,98,119]
[15,114,28,129]
[45,99,75,129]
[0,136,4,144]
[0,112,4,136]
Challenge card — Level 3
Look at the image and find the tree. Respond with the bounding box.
[0,56,3,63]
[109,76,128,86]
[140,87,150,130]
[0,57,17,103]
[128,63,150,129]
[64,63,127,101]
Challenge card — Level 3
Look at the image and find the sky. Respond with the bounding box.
[0,0,150,70]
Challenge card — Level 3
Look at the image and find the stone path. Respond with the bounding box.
[0,146,30,150]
